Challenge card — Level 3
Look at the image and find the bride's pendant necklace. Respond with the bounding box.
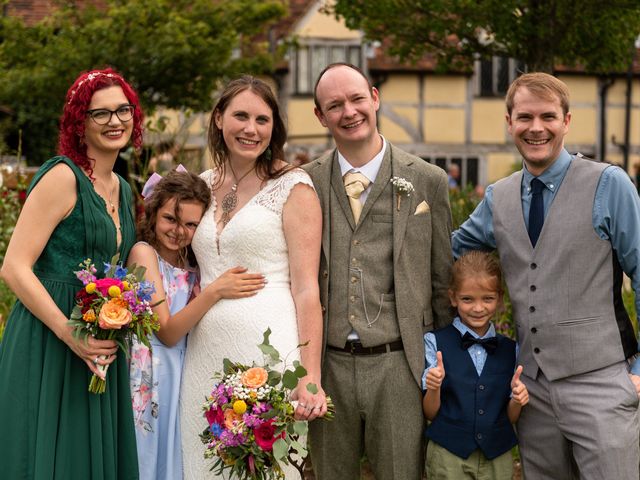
[219,162,254,226]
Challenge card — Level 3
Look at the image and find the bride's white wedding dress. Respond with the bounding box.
[180,168,312,479]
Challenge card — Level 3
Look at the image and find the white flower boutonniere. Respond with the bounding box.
[390,176,415,211]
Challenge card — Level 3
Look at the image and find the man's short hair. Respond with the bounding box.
[313,62,374,111]
[506,72,570,116]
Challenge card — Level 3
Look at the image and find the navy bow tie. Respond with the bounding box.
[461,332,498,354]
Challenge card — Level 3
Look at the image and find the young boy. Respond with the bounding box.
[423,251,529,479]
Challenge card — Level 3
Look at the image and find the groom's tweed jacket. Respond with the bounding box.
[304,143,453,384]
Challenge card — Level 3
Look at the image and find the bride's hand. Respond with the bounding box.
[291,376,328,421]
[208,266,266,300]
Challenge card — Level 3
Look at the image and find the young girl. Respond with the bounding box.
[127,168,266,480]
[422,251,529,480]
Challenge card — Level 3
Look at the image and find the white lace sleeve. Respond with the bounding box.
[257,168,316,216]
[199,169,215,187]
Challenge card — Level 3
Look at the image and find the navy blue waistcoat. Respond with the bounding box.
[426,324,518,460]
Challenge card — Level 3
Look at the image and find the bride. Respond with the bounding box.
[180,76,327,479]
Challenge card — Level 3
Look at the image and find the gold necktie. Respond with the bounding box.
[343,172,370,223]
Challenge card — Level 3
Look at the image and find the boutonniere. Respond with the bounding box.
[390,176,415,211]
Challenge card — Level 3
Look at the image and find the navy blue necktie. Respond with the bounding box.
[528,178,545,247]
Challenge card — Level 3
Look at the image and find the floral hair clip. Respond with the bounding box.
[141,164,188,199]
[68,72,119,104]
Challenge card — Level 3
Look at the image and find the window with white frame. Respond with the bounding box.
[292,44,363,95]
[422,155,480,188]
[476,57,526,97]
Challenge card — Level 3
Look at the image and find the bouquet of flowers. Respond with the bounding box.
[201,329,334,479]
[68,255,160,394]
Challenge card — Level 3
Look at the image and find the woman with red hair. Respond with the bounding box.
[0,68,143,479]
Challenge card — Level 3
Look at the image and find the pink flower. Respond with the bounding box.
[254,419,284,452]
[95,278,124,297]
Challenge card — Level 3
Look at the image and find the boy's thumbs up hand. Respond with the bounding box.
[426,351,445,390]
[511,365,529,406]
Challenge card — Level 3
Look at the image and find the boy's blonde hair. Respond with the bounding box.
[450,251,504,298]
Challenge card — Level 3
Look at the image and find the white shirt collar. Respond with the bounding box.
[337,135,387,184]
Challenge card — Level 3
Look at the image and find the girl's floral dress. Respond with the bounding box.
[129,244,197,480]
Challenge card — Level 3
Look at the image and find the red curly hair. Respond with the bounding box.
[58,68,144,177]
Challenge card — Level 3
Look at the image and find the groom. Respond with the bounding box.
[304,63,453,479]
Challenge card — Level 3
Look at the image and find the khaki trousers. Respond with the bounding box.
[425,441,513,480]
[309,349,424,479]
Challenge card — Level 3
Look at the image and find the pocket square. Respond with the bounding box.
[414,200,430,216]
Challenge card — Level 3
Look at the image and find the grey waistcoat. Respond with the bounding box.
[493,158,635,381]
[326,152,401,348]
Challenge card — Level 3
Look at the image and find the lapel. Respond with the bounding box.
[390,146,413,264]
[312,152,335,263]
[330,153,357,231]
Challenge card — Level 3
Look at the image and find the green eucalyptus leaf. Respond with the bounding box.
[272,438,288,461]
[282,370,299,390]
[294,364,307,378]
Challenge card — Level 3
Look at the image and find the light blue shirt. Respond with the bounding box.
[452,149,640,374]
[421,318,519,390]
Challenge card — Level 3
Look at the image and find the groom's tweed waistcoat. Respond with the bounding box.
[326,150,401,347]
[492,158,636,381]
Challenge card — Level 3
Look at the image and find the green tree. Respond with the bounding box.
[327,0,640,73]
[0,0,285,163]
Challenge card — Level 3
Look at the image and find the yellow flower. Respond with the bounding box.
[108,285,122,298]
[233,400,247,415]
[85,282,97,294]
[82,309,96,322]
[122,281,131,291]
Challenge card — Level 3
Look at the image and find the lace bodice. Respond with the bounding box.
[192,168,314,290]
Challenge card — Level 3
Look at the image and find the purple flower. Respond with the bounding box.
[220,430,246,447]
[103,262,112,274]
[253,402,271,414]
[243,413,263,428]
[75,270,97,285]
[123,290,137,308]
[131,300,147,315]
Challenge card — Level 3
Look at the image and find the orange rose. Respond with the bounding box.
[224,408,242,429]
[241,367,268,389]
[98,298,132,329]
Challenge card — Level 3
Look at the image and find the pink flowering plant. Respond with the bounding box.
[201,329,334,479]
[68,254,160,394]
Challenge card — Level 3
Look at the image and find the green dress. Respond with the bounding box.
[0,156,139,479]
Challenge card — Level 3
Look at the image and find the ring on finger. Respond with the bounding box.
[298,403,307,408]
[93,356,99,365]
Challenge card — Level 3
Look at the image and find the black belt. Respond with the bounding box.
[327,339,403,356]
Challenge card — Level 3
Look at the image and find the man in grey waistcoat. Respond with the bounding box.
[453,72,640,479]
[303,63,453,479]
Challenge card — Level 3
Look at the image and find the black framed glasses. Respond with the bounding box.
[86,104,135,125]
